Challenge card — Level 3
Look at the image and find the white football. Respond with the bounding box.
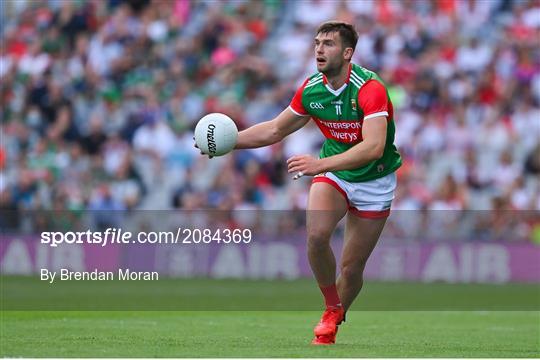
[194,113,238,157]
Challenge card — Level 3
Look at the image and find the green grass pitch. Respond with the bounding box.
[1,278,539,357]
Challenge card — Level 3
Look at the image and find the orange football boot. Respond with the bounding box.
[311,306,345,345]
[311,328,337,345]
[314,306,345,336]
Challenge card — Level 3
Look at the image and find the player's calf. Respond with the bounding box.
[337,262,366,310]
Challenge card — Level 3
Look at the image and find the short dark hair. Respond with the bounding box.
[316,21,358,51]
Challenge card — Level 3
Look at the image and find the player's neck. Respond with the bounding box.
[324,64,350,90]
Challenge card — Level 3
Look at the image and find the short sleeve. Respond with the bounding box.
[289,78,310,116]
[358,80,389,120]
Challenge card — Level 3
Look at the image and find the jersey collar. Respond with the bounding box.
[322,63,352,96]
[322,63,352,85]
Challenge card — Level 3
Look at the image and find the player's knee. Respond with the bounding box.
[340,262,365,283]
[306,230,332,251]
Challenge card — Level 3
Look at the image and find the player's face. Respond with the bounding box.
[314,32,350,75]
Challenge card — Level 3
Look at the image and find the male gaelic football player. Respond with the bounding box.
[203,21,401,345]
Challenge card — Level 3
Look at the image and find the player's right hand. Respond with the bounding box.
[193,136,213,159]
[287,154,323,179]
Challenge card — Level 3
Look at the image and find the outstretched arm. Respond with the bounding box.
[235,107,310,149]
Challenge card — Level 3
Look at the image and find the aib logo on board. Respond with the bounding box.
[310,102,324,110]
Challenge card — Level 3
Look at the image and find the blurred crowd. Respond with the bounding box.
[1,0,539,240]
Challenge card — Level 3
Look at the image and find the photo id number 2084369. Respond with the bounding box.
[180,228,252,244]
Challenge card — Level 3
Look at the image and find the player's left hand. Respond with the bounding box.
[287,155,323,180]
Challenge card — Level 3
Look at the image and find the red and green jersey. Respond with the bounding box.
[289,63,401,183]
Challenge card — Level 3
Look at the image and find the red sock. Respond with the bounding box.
[319,283,341,308]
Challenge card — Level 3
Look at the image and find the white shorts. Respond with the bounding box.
[312,172,397,218]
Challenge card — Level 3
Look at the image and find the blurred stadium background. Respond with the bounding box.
[1,0,539,213]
